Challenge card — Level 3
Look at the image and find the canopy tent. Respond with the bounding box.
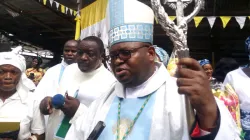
[0,0,76,53]
[1,0,250,65]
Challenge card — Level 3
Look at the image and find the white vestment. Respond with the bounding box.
[0,82,45,140]
[0,48,44,139]
[224,68,250,138]
[35,60,69,100]
[65,63,240,140]
[34,60,69,133]
[46,63,116,140]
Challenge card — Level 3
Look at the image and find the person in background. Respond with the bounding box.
[39,36,116,140]
[34,40,78,125]
[26,57,46,86]
[198,59,214,81]
[224,37,250,140]
[0,47,44,140]
[211,58,239,89]
[65,0,239,139]
[154,45,169,66]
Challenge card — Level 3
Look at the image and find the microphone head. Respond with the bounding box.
[52,94,65,109]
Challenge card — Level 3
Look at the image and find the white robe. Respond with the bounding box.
[65,63,240,140]
[35,60,69,101]
[46,63,117,140]
[0,86,45,140]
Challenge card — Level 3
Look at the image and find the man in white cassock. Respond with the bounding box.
[34,40,78,138]
[65,0,240,140]
[39,36,116,140]
[35,40,78,102]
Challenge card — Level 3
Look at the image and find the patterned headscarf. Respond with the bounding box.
[154,45,169,66]
[198,59,210,67]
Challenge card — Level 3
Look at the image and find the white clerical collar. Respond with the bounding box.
[72,63,105,79]
[115,62,171,98]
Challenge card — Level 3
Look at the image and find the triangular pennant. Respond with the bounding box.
[235,16,246,29]
[194,16,204,27]
[220,16,231,28]
[65,7,68,14]
[43,0,47,5]
[207,17,216,28]
[73,11,77,16]
[55,2,59,10]
[61,5,65,13]
[49,0,54,6]
[69,9,73,15]
[169,16,176,21]
[248,16,250,19]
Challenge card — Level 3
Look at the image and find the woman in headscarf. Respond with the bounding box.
[0,47,45,140]
[198,59,214,80]
[223,37,250,140]
[26,57,46,86]
[154,45,169,66]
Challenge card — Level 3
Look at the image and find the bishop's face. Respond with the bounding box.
[109,42,155,87]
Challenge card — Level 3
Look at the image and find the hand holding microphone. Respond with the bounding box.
[40,92,80,118]
[40,94,65,115]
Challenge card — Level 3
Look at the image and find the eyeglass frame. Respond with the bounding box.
[106,45,149,63]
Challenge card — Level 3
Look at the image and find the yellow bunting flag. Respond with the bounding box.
[61,5,65,13]
[194,16,203,27]
[75,16,81,40]
[249,16,250,19]
[169,16,176,21]
[220,16,231,28]
[74,11,77,16]
[43,0,47,5]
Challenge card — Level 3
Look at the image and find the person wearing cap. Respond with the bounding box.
[198,59,214,81]
[223,37,250,140]
[39,36,116,140]
[65,0,239,140]
[0,47,45,140]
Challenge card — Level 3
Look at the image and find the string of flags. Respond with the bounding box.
[157,16,250,29]
[38,0,77,16]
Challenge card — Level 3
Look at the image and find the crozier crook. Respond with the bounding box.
[151,0,205,138]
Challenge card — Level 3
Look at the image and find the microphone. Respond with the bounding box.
[87,121,106,140]
[51,94,65,109]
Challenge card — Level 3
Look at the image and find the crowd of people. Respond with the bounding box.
[0,0,249,140]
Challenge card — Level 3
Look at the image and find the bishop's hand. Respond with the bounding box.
[176,58,218,130]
